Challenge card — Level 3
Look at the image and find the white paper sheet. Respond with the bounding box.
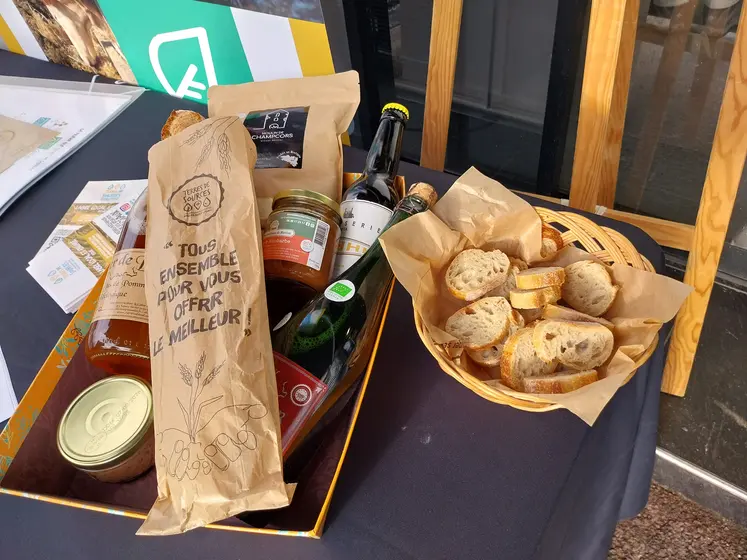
[0,346,17,423]
[0,83,140,214]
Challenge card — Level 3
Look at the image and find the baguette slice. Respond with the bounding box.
[532,320,614,369]
[467,345,503,367]
[515,266,565,290]
[509,285,561,309]
[445,249,511,301]
[541,224,564,258]
[518,308,544,324]
[486,264,519,299]
[562,260,619,317]
[465,308,525,365]
[523,369,599,394]
[445,297,513,350]
[500,328,558,390]
[542,304,614,329]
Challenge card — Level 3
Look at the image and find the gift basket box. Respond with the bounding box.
[0,173,406,539]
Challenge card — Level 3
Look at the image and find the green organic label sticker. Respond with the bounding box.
[324,280,355,303]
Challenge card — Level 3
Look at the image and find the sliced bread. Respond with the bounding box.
[562,260,619,317]
[515,266,565,290]
[445,297,513,350]
[523,369,599,394]
[466,345,503,367]
[532,320,614,369]
[509,285,561,309]
[500,327,558,390]
[542,303,614,329]
[518,307,544,324]
[541,224,564,258]
[486,264,519,299]
[445,249,511,301]
[465,308,524,366]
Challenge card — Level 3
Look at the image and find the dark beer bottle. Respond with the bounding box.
[333,103,409,276]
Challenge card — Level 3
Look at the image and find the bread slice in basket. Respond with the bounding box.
[500,327,557,391]
[541,224,564,258]
[523,369,599,394]
[562,260,619,317]
[509,285,561,309]
[445,249,511,301]
[515,266,565,290]
[445,297,513,350]
[466,309,524,366]
[532,320,614,370]
[542,304,614,329]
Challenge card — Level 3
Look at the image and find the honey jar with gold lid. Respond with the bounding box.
[57,375,155,483]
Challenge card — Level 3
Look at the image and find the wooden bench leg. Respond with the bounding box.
[597,0,640,209]
[420,0,464,171]
[569,0,639,211]
[662,4,747,396]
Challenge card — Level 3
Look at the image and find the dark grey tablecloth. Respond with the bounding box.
[0,51,667,559]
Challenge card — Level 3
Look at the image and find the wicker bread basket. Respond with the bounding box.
[414,206,659,413]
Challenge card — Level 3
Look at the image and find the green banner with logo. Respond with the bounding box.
[97,0,253,103]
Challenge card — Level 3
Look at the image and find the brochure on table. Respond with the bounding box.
[0,346,16,423]
[27,180,147,313]
[0,76,144,215]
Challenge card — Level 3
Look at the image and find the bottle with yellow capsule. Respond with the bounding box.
[333,102,409,276]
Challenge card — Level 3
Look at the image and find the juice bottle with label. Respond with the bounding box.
[85,190,150,381]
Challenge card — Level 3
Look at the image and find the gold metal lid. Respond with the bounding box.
[382,102,409,120]
[57,376,153,469]
[273,189,341,216]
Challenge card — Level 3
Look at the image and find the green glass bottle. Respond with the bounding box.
[272,183,437,460]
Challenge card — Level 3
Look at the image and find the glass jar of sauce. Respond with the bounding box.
[263,190,342,326]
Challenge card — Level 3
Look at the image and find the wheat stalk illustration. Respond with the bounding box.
[218,133,231,175]
[181,124,211,146]
[176,353,226,441]
[194,136,215,170]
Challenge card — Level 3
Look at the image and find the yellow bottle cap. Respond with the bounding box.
[382,103,409,120]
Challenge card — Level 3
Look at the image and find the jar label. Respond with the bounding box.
[274,352,328,454]
[93,248,148,324]
[263,212,330,272]
[334,199,393,276]
[242,107,309,169]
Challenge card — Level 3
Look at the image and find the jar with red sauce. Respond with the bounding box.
[263,190,342,326]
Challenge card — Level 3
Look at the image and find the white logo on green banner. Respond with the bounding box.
[149,28,217,100]
[97,0,253,101]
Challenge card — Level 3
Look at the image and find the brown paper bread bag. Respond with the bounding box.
[208,71,360,221]
[139,116,291,535]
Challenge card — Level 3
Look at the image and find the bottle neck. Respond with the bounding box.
[363,113,406,187]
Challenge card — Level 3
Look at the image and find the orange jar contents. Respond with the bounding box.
[85,191,150,381]
[263,190,342,325]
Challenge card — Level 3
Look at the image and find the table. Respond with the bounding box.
[0,50,668,560]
